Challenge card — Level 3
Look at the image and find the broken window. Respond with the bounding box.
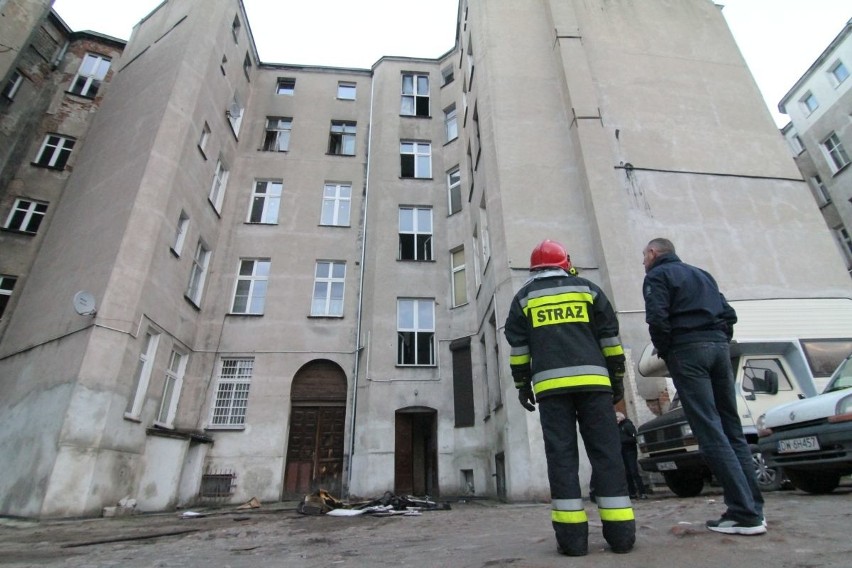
[398,207,433,261]
[328,121,356,155]
[69,53,111,98]
[263,117,291,151]
[401,73,430,117]
[276,77,295,95]
[400,141,431,178]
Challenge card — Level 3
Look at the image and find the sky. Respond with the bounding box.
[51,0,851,128]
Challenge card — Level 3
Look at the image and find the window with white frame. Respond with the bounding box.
[171,211,189,255]
[451,247,467,307]
[441,65,454,86]
[400,141,431,178]
[444,104,458,142]
[2,69,23,100]
[34,134,75,169]
[338,81,356,100]
[811,175,831,205]
[447,167,462,215]
[0,275,16,319]
[125,330,160,418]
[276,77,295,95]
[328,121,356,155]
[800,91,819,114]
[198,122,210,156]
[156,349,187,427]
[829,60,849,86]
[186,240,210,305]
[397,298,435,366]
[247,180,281,224]
[399,207,433,261]
[68,53,111,98]
[479,198,491,266]
[789,134,804,154]
[209,158,230,212]
[262,117,291,151]
[232,259,270,314]
[471,228,481,288]
[5,198,47,234]
[835,226,852,261]
[320,183,351,226]
[823,132,851,173]
[401,73,430,117]
[210,358,253,427]
[311,261,345,316]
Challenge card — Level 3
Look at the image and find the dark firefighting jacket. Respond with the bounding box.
[504,269,625,399]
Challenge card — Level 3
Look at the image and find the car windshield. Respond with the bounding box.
[824,355,852,393]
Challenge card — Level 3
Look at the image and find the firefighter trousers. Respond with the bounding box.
[538,391,636,555]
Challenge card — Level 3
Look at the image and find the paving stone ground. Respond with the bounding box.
[1,483,850,567]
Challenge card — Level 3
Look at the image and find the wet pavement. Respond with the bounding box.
[1,484,850,567]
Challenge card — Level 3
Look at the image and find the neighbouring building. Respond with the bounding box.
[1,0,850,518]
[779,18,852,276]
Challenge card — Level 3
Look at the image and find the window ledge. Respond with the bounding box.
[398,176,434,181]
[205,425,246,431]
[400,114,433,119]
[183,294,202,310]
[0,227,36,236]
[831,163,850,177]
[307,314,344,319]
[318,223,352,229]
[64,90,96,100]
[325,153,357,157]
[228,312,264,317]
[169,247,182,258]
[197,145,208,160]
[123,412,142,423]
[30,162,67,171]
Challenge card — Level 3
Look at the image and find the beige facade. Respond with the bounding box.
[1,0,850,518]
[779,19,852,274]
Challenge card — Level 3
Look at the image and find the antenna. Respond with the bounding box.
[73,290,97,317]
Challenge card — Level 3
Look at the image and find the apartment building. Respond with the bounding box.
[779,18,852,274]
[1,0,850,518]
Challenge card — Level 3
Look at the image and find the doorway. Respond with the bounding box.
[394,407,438,497]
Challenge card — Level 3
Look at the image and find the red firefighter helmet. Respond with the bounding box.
[530,239,571,271]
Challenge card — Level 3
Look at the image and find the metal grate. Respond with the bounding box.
[200,470,236,497]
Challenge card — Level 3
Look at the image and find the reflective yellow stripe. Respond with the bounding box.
[510,354,530,365]
[599,507,635,522]
[533,374,611,394]
[602,345,624,357]
[552,509,589,524]
[525,292,594,309]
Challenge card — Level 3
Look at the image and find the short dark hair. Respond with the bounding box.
[647,238,675,255]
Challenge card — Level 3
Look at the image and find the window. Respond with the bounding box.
[171,211,189,255]
[4,198,47,233]
[801,91,819,114]
[397,298,435,366]
[444,104,458,142]
[451,247,467,307]
[450,338,474,427]
[34,134,75,169]
[247,180,281,224]
[0,275,16,319]
[232,259,270,314]
[231,14,241,42]
[447,167,462,215]
[2,69,23,100]
[320,183,351,226]
[836,227,852,260]
[829,60,849,86]
[209,158,229,212]
[210,358,253,427]
[242,52,252,78]
[226,96,244,134]
[328,121,356,155]
[186,240,210,305]
[823,132,851,173]
[441,65,454,86]
[338,81,356,100]
[198,122,210,155]
[479,199,491,266]
[471,228,481,288]
[401,73,430,116]
[276,77,295,95]
[220,54,228,75]
[399,207,433,261]
[789,134,804,155]
[125,330,160,418]
[400,141,431,178]
[811,175,831,205]
[311,261,345,316]
[68,53,111,98]
[262,117,291,152]
[156,349,187,427]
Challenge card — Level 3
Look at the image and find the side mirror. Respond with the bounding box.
[764,369,779,395]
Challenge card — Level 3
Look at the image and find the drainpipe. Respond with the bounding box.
[346,71,376,497]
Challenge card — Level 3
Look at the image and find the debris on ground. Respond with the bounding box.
[296,490,451,517]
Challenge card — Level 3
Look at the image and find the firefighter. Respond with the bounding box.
[504,239,635,556]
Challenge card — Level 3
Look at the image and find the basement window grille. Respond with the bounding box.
[200,471,236,497]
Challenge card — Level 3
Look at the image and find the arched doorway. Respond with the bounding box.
[394,407,438,497]
[283,360,347,498]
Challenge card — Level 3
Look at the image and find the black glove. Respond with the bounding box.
[611,383,624,405]
[518,386,536,412]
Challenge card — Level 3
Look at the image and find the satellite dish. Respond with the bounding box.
[73,290,97,316]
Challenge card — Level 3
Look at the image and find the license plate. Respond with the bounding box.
[777,436,820,454]
[657,461,677,471]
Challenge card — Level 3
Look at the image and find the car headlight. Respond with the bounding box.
[756,414,766,431]
[833,394,852,420]
[681,424,692,437]
[636,434,645,445]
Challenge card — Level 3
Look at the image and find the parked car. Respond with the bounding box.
[757,352,852,494]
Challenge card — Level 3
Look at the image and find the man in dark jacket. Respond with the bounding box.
[642,238,765,536]
[505,239,635,556]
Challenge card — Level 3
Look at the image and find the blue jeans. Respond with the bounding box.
[666,342,764,523]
